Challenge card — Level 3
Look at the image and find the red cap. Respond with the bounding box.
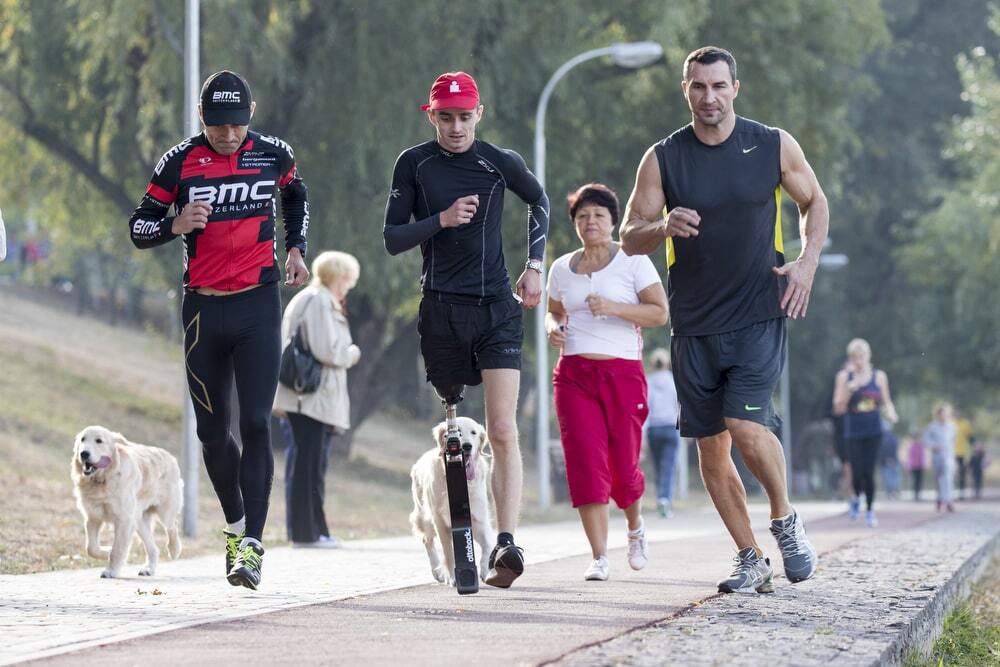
[420,72,480,111]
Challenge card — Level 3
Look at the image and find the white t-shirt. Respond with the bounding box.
[547,249,662,360]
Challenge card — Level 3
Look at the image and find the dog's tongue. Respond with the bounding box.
[465,458,475,482]
[93,455,112,469]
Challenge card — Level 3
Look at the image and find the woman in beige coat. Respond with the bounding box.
[274,251,361,547]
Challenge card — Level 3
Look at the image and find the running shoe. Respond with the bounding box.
[717,546,774,594]
[658,498,673,518]
[227,543,264,590]
[848,496,860,520]
[224,529,243,575]
[627,525,648,571]
[769,511,818,583]
[584,555,610,581]
[484,543,524,588]
[865,510,878,528]
[292,535,344,549]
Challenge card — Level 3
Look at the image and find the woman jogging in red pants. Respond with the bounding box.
[546,183,668,582]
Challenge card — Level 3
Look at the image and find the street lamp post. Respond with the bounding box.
[181,0,200,537]
[779,251,849,491]
[534,42,663,508]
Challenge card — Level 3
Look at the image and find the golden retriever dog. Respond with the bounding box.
[71,425,183,578]
[409,417,494,586]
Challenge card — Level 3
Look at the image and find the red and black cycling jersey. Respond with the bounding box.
[129,131,308,291]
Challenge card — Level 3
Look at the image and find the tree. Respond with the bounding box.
[785,0,1000,472]
[0,0,892,456]
[900,13,1000,409]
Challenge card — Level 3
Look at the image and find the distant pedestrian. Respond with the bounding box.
[830,364,853,501]
[879,422,902,500]
[905,430,926,501]
[924,402,956,512]
[274,251,361,547]
[969,438,987,500]
[645,348,680,518]
[952,410,973,500]
[0,207,6,262]
[833,338,898,527]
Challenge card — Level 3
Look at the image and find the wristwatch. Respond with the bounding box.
[525,258,543,274]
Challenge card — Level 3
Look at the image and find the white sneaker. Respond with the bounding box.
[627,524,648,570]
[292,535,344,549]
[584,555,610,581]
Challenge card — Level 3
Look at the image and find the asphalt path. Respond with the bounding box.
[25,500,943,666]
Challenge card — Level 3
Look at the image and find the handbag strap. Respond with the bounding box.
[289,291,320,350]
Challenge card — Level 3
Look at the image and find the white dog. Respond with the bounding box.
[71,425,183,578]
[409,417,494,585]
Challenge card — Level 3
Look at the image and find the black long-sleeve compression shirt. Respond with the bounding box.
[383,139,549,304]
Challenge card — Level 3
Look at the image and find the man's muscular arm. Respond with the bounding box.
[620,147,701,255]
[620,148,667,255]
[771,129,829,319]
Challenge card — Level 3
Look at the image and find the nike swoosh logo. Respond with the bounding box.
[743,146,758,154]
[744,404,762,411]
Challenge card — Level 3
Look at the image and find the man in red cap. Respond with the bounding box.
[384,71,549,589]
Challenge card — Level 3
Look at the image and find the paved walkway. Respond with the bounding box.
[3,500,996,666]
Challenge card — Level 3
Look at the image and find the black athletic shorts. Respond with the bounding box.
[417,292,523,390]
[671,317,785,438]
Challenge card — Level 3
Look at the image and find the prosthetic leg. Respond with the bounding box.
[437,384,479,595]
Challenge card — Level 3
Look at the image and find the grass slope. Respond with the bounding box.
[0,288,575,575]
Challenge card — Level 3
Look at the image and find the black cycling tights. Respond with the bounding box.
[848,435,881,511]
[182,283,281,541]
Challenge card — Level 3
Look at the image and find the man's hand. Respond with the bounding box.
[664,207,700,238]
[440,195,479,228]
[172,201,212,235]
[773,256,818,319]
[585,294,618,318]
[285,247,310,287]
[515,268,541,308]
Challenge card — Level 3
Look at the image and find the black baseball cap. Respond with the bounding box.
[200,70,253,126]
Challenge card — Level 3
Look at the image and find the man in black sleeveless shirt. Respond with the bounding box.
[384,72,550,588]
[622,47,829,594]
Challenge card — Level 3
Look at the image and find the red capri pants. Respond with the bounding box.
[553,355,648,508]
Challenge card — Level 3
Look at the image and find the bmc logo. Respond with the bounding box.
[132,219,161,236]
[154,140,192,175]
[212,91,241,103]
[188,180,275,205]
[258,134,294,158]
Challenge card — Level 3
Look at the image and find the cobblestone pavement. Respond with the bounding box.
[3,502,791,665]
[557,503,1000,667]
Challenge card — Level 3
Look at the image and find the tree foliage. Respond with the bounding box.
[900,10,1000,409]
[9,0,995,460]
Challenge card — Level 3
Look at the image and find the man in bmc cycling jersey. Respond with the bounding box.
[129,70,309,590]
